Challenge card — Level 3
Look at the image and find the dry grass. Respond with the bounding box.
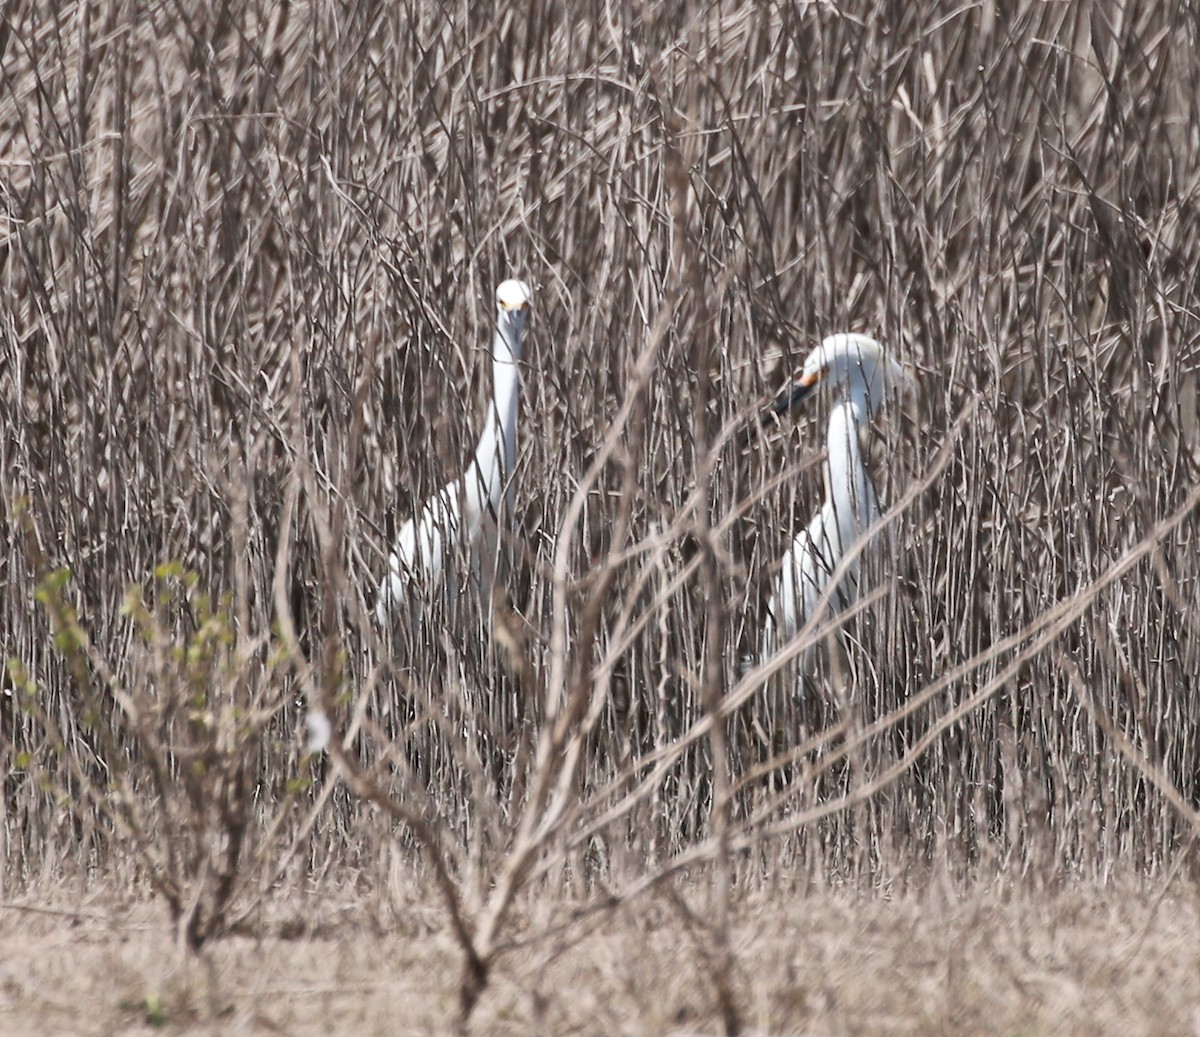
[3,878,1200,1035]
[2,0,1200,1028]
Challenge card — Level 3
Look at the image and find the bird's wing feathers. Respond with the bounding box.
[376,482,464,624]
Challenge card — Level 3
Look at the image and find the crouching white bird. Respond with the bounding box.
[761,333,911,666]
[376,278,533,629]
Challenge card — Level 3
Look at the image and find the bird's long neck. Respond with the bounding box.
[824,397,878,548]
[465,322,521,528]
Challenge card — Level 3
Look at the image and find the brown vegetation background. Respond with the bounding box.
[2,0,1200,1027]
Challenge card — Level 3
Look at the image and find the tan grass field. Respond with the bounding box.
[5,877,1198,1036]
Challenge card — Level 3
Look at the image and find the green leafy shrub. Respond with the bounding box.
[9,565,305,950]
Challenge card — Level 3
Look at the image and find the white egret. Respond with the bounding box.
[376,278,533,629]
[761,333,910,666]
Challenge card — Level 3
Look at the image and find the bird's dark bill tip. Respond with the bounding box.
[771,378,817,417]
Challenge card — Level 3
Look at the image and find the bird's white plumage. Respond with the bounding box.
[376,279,533,630]
[762,333,909,668]
[496,278,533,310]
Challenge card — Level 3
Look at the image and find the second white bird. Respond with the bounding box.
[762,332,911,667]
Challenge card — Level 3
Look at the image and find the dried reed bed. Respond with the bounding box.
[2,0,1200,984]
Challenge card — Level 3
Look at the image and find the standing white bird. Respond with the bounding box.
[376,278,533,629]
[761,333,909,666]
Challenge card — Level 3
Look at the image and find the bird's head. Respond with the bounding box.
[494,278,533,359]
[773,333,910,422]
[496,279,532,318]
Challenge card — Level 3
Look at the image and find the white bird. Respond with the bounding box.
[761,333,910,667]
[376,278,533,629]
